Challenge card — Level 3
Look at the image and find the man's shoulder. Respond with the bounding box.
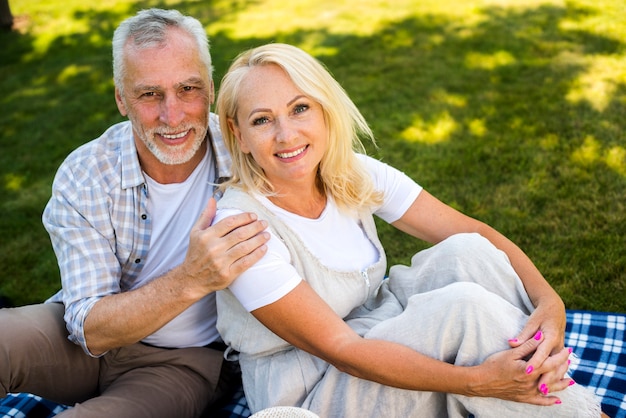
[54,121,134,186]
[66,120,132,160]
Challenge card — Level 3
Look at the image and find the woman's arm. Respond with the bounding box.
[252,280,569,405]
[391,190,567,379]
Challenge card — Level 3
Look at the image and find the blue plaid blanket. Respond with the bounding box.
[1,310,624,418]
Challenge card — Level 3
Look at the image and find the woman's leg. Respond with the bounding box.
[388,232,535,314]
[306,281,600,417]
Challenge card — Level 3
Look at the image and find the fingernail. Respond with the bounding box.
[568,347,573,354]
[508,338,518,343]
[555,399,562,405]
[569,379,576,386]
[525,365,534,374]
[567,359,571,365]
[540,383,548,395]
[534,331,542,340]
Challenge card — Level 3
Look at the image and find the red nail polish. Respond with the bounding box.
[555,399,562,405]
[534,331,542,340]
[508,338,518,343]
[526,365,534,374]
[569,380,576,386]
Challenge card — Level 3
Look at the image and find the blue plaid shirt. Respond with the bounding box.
[43,113,231,355]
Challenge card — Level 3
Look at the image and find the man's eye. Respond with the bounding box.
[253,116,269,126]
[141,91,158,98]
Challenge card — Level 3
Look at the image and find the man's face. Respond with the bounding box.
[115,28,213,170]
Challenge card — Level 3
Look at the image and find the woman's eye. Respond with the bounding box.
[252,116,269,126]
[294,104,309,114]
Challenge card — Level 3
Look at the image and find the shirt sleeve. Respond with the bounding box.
[214,208,302,312]
[358,154,423,223]
[43,159,125,357]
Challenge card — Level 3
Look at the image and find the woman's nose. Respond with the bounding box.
[275,119,296,143]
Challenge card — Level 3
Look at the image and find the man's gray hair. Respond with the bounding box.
[112,9,212,93]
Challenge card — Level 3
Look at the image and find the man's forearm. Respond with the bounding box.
[83,266,199,356]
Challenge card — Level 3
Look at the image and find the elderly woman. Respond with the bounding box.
[213,43,604,417]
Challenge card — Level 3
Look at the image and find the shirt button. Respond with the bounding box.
[141,214,147,220]
[135,258,141,264]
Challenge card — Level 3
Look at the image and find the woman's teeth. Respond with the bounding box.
[277,146,306,158]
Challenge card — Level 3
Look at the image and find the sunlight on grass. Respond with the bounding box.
[566,55,626,112]
[401,112,458,144]
[484,0,564,7]
[57,64,92,83]
[207,0,415,38]
[468,119,487,137]
[571,136,626,177]
[3,0,625,311]
[571,135,601,166]
[559,0,626,41]
[3,174,25,191]
[465,50,516,70]
[206,0,500,40]
[606,146,626,176]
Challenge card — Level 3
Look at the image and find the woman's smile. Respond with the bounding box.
[275,145,309,160]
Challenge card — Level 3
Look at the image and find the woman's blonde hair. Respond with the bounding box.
[216,43,382,212]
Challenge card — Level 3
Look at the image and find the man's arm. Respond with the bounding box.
[83,198,269,355]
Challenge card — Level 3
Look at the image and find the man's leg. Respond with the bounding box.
[0,303,100,404]
[58,342,226,418]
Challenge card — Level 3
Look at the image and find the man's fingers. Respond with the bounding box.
[194,198,217,231]
[228,235,270,276]
[211,211,265,238]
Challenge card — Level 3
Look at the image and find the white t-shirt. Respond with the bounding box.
[137,147,220,348]
[215,155,422,312]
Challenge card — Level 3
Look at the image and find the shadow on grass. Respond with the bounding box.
[0,1,624,310]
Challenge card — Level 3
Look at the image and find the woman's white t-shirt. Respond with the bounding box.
[214,154,422,312]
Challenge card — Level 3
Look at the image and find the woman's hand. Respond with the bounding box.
[472,331,571,405]
[508,295,571,396]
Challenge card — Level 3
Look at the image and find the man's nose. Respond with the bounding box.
[159,95,185,127]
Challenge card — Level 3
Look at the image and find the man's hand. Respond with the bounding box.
[181,197,269,298]
[84,198,268,356]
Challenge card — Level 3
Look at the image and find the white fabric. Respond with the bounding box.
[216,187,602,416]
[138,147,219,347]
[302,235,601,418]
[250,407,319,418]
[214,155,421,312]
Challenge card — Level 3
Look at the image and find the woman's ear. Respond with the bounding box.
[209,79,215,105]
[228,118,250,153]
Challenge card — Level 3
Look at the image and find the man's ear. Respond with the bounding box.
[115,88,127,116]
[209,79,215,105]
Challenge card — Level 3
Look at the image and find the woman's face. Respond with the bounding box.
[229,64,327,192]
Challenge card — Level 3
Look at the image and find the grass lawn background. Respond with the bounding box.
[1,0,625,312]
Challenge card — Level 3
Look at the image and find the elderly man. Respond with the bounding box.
[0,9,268,417]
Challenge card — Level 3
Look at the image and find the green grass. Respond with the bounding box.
[1,0,625,312]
